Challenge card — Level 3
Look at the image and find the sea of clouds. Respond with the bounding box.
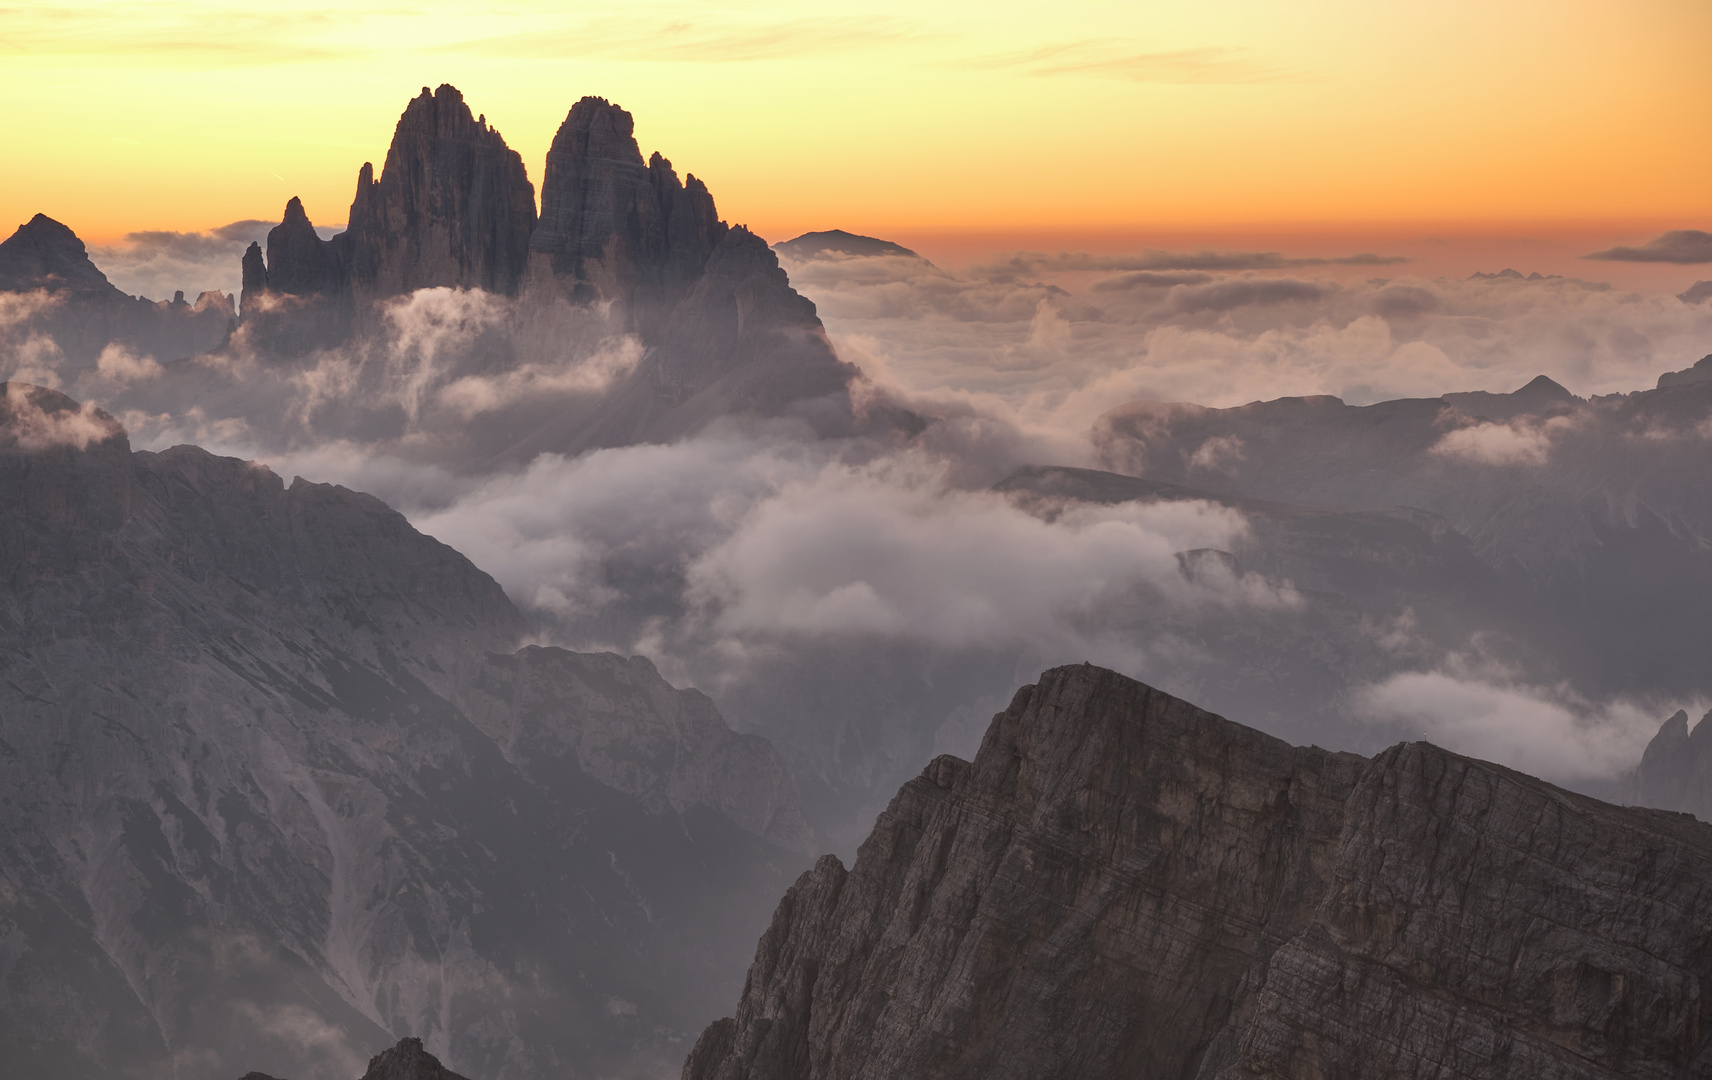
[6,232,1712,830]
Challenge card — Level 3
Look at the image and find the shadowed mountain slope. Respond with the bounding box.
[0,383,812,1080]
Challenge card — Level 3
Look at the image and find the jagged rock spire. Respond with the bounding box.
[527,95,727,334]
[345,83,537,301]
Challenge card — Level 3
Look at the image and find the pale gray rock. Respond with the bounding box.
[1626,707,1712,822]
[687,664,1712,1080]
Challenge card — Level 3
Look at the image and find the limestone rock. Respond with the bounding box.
[345,85,537,304]
[527,96,726,333]
[686,664,1712,1080]
[1626,707,1712,822]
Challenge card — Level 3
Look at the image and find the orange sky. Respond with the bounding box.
[1,0,1708,247]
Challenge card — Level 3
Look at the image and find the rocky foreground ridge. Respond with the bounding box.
[686,663,1712,1080]
[0,384,812,1080]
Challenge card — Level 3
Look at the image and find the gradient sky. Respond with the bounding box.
[2,0,1709,246]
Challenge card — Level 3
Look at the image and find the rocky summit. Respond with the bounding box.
[0,214,232,362]
[686,663,1712,1080]
[0,384,812,1080]
[234,84,862,451]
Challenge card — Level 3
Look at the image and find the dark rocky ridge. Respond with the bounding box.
[0,214,232,362]
[0,384,812,1080]
[686,664,1712,1080]
[346,85,537,305]
[527,95,726,336]
[774,230,922,261]
[239,85,861,451]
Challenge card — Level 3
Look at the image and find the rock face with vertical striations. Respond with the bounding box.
[230,85,871,447]
[344,85,537,305]
[0,384,813,1080]
[526,95,726,334]
[685,664,1712,1080]
[1626,707,1712,823]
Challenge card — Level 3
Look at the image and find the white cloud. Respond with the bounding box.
[1356,663,1692,782]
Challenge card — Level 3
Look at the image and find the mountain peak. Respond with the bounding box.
[358,1037,471,1080]
[775,229,922,260]
[1513,373,1575,401]
[0,213,120,293]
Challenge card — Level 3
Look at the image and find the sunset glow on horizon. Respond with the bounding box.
[2,0,1708,251]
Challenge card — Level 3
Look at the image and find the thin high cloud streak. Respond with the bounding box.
[1586,229,1712,265]
[960,41,1282,84]
[985,249,1408,274]
[447,14,923,62]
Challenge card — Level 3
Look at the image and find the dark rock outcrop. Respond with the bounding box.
[0,386,812,1080]
[0,213,119,293]
[1656,353,1712,389]
[548,226,858,455]
[527,95,726,333]
[233,86,866,445]
[687,664,1712,1080]
[345,85,537,304]
[355,1038,471,1080]
[0,214,232,362]
[774,230,921,260]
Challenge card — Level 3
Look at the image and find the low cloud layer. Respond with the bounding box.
[8,229,1712,830]
[1358,661,1692,783]
[1585,229,1712,265]
[90,220,274,300]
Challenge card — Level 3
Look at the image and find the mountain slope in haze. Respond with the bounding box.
[0,383,812,1080]
[1092,369,1712,703]
[687,664,1712,1080]
[0,213,232,363]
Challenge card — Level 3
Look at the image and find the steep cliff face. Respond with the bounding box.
[345,85,537,304]
[1627,708,1712,822]
[687,665,1712,1080]
[527,96,726,332]
[548,225,858,455]
[0,385,812,1080]
[0,215,232,362]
